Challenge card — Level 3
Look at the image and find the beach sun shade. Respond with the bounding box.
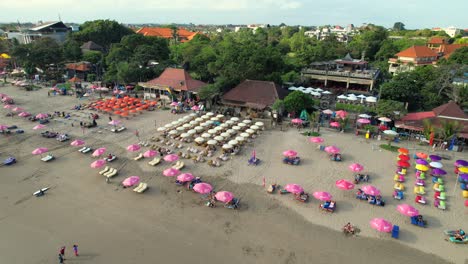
[36,113,48,119]
[383,130,398,136]
[398,148,409,155]
[335,179,355,190]
[324,146,340,154]
[12,107,24,112]
[126,144,141,152]
[397,161,410,168]
[454,160,468,167]
[215,191,234,203]
[32,147,48,155]
[313,191,332,201]
[70,139,85,146]
[193,183,213,194]
[459,167,468,173]
[108,120,121,126]
[398,155,410,161]
[429,155,442,161]
[207,140,218,145]
[164,154,179,162]
[177,173,194,182]
[396,204,419,217]
[33,124,46,130]
[284,184,304,194]
[416,152,428,159]
[163,168,180,177]
[291,118,303,124]
[92,147,107,157]
[90,159,106,168]
[431,168,446,176]
[349,163,364,172]
[143,150,157,158]
[415,164,429,171]
[416,159,429,165]
[283,150,298,157]
[330,122,340,127]
[370,218,393,233]
[358,114,371,119]
[122,176,140,187]
[357,118,370,124]
[335,110,348,119]
[429,161,443,169]
[322,109,333,115]
[361,185,380,196]
[309,137,324,143]
[3,104,14,109]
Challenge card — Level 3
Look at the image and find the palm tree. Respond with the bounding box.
[437,120,462,141]
[308,112,320,133]
[422,119,433,140]
[337,117,350,132]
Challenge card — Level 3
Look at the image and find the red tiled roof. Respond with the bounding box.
[144,68,207,92]
[400,111,436,121]
[428,37,447,44]
[441,44,468,59]
[433,101,468,120]
[66,62,90,71]
[222,80,282,109]
[396,46,438,58]
[69,76,82,82]
[136,27,198,42]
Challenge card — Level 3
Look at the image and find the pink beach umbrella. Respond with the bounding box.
[283,150,298,157]
[92,147,106,157]
[313,191,332,201]
[349,163,364,172]
[370,218,393,233]
[108,120,121,126]
[32,147,48,155]
[335,110,348,119]
[33,124,46,130]
[215,191,234,203]
[164,154,179,162]
[309,137,324,143]
[70,139,85,147]
[90,159,106,168]
[163,168,180,177]
[291,118,303,124]
[36,113,48,119]
[12,106,24,112]
[18,111,30,117]
[330,122,340,127]
[177,173,195,182]
[357,118,370,124]
[396,204,419,217]
[362,185,381,196]
[170,102,179,106]
[193,183,213,194]
[324,146,340,154]
[143,150,157,158]
[0,124,8,131]
[122,176,140,187]
[284,184,304,194]
[2,97,12,102]
[3,104,14,109]
[126,144,141,152]
[335,179,355,190]
[191,105,200,111]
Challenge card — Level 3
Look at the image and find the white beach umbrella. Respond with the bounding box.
[195,118,204,122]
[164,124,173,128]
[378,117,392,122]
[194,126,204,132]
[214,136,224,141]
[195,137,205,143]
[189,120,198,125]
[201,133,211,138]
[176,127,186,131]
[157,127,166,132]
[222,144,233,149]
[220,123,229,128]
[246,129,255,134]
[347,93,356,97]
[383,130,398,136]
[366,96,377,102]
[228,140,238,145]
[207,129,217,134]
[220,132,230,138]
[183,124,191,129]
[214,126,223,132]
[189,113,197,117]
[226,129,236,134]
[216,114,224,118]
[187,129,197,135]
[255,122,264,127]
[250,125,260,130]
[232,126,241,130]
[230,117,240,121]
[180,133,190,138]
[238,123,247,127]
[337,95,348,99]
[242,120,252,124]
[206,112,214,116]
[315,88,323,92]
[207,139,218,145]
[359,114,371,118]
[240,132,250,138]
[322,91,332,95]
[210,117,219,121]
[288,86,297,90]
[235,136,245,142]
[347,96,357,101]
[357,94,367,98]
[171,121,180,125]
[169,130,178,135]
[297,86,305,90]
[201,122,210,127]
[226,120,235,125]
[202,115,210,119]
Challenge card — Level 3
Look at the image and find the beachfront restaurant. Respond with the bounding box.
[139,68,207,102]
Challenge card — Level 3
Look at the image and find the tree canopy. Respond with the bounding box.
[283,91,315,113]
[70,20,135,51]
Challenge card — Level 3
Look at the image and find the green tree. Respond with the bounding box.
[376,99,407,117]
[83,51,102,64]
[71,20,134,51]
[347,26,388,60]
[422,119,434,140]
[447,46,468,65]
[393,22,406,31]
[437,120,463,141]
[62,39,82,61]
[283,91,314,113]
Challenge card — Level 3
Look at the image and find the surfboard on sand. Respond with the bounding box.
[33,187,49,196]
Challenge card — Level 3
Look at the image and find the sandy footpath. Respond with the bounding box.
[0,84,465,264]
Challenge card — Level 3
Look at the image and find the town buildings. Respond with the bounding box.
[136,27,200,43]
[6,21,71,44]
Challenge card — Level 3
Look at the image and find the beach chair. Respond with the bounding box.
[394,182,404,191]
[148,157,161,166]
[391,225,400,239]
[104,168,118,178]
[172,161,185,170]
[133,182,148,193]
[3,156,16,165]
[81,147,92,154]
[415,195,426,204]
[99,166,110,175]
[78,147,87,152]
[133,153,144,161]
[41,154,55,162]
[393,190,404,200]
[410,216,427,227]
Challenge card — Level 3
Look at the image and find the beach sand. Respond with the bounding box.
[0,84,466,263]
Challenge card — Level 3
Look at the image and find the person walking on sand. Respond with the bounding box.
[58,253,64,263]
[59,246,65,256]
[72,244,78,256]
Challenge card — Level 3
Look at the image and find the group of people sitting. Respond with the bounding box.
[356,189,385,206]
[354,174,370,184]
[53,111,71,119]
[452,229,466,241]
[330,153,342,161]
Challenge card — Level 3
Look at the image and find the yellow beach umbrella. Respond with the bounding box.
[415,164,429,171]
[459,167,468,173]
[0,53,11,59]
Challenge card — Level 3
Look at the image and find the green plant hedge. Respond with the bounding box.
[379,144,399,152]
[301,131,320,137]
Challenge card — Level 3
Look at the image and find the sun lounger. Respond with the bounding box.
[111,126,126,133]
[78,147,87,152]
[148,157,161,166]
[81,147,92,153]
[172,161,185,170]
[133,182,148,193]
[104,168,118,178]
[41,154,55,162]
[99,166,110,175]
[133,153,144,161]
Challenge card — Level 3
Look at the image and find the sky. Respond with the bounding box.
[0,0,466,29]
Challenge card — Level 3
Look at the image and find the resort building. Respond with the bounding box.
[80,41,104,53]
[136,27,200,43]
[6,21,71,44]
[140,68,207,100]
[66,62,92,80]
[301,53,380,93]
